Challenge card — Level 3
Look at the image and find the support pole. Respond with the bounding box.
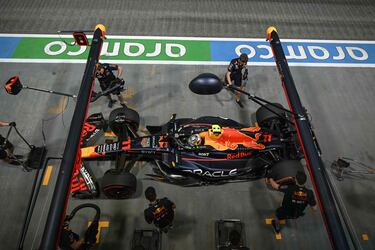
[266,27,349,250]
[39,24,105,250]
[23,86,77,98]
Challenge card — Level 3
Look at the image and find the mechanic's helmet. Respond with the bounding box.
[95,63,102,71]
[188,134,202,146]
[211,124,222,135]
[239,53,248,64]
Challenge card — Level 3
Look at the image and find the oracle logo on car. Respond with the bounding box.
[183,168,237,178]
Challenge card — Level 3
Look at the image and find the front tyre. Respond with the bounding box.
[102,170,137,199]
[256,103,285,129]
[108,107,140,137]
[266,160,304,186]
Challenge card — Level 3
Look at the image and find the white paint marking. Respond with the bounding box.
[1,58,375,68]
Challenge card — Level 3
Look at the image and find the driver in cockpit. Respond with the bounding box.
[188,134,202,147]
[188,125,222,147]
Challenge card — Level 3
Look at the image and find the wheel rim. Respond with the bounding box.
[111,114,138,135]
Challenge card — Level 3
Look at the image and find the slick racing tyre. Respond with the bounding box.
[102,170,137,199]
[267,160,304,186]
[256,103,285,128]
[109,107,140,136]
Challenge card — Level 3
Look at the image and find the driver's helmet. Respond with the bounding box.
[188,134,202,146]
[211,124,222,135]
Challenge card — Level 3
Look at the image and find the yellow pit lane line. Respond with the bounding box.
[362,234,369,241]
[42,165,53,186]
[88,221,109,243]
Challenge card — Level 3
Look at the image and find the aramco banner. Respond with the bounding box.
[0,34,374,67]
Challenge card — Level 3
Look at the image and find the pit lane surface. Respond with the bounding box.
[0,0,374,249]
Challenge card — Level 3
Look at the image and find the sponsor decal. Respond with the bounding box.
[1,36,209,61]
[158,136,168,148]
[95,142,120,154]
[226,151,253,160]
[263,134,272,142]
[82,123,96,135]
[183,168,237,177]
[0,34,374,67]
[197,152,209,156]
[141,138,151,147]
[292,191,308,204]
[79,165,96,190]
[81,123,100,144]
[211,40,374,65]
[122,139,131,150]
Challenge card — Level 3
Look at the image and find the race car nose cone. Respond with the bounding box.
[189,73,223,95]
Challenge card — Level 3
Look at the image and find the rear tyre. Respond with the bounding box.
[256,103,284,128]
[102,170,137,199]
[108,107,140,136]
[267,160,304,186]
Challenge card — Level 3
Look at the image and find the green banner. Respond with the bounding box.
[12,37,211,61]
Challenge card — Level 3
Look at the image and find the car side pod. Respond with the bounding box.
[189,73,223,95]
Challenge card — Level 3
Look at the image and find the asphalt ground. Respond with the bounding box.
[0,0,374,250]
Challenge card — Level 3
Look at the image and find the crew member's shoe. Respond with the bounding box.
[108,99,117,108]
[236,99,244,108]
[158,227,168,234]
[15,155,24,159]
[120,103,128,108]
[271,219,281,234]
[159,224,173,234]
[9,159,21,166]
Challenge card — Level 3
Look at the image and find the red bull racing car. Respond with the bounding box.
[72,103,304,199]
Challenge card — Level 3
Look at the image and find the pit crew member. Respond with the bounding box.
[95,62,127,108]
[268,171,317,233]
[225,53,249,108]
[144,186,176,233]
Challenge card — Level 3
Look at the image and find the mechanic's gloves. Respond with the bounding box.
[9,122,16,127]
[110,78,126,90]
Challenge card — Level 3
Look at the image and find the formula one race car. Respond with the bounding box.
[72,102,304,199]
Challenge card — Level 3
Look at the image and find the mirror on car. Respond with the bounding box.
[189,73,223,95]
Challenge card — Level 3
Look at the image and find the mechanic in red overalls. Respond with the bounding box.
[0,120,22,165]
[144,186,176,233]
[95,63,127,108]
[268,171,317,233]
